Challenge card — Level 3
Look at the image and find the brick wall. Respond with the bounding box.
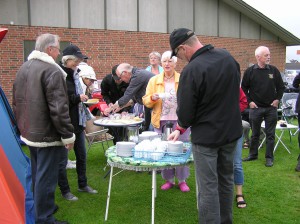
[0,25,286,103]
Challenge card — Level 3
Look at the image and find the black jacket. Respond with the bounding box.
[177,45,242,147]
[59,63,84,134]
[101,74,129,105]
[242,64,285,107]
[292,72,300,113]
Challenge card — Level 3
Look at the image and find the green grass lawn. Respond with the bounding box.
[22,129,300,224]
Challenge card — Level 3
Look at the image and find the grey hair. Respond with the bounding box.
[61,55,78,66]
[182,35,198,47]
[35,33,59,52]
[149,51,161,59]
[255,46,269,56]
[161,51,177,63]
[117,63,133,74]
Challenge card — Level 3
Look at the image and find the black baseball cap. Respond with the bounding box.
[112,64,120,81]
[170,28,195,57]
[62,44,88,59]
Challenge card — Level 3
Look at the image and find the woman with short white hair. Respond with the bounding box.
[143,50,191,192]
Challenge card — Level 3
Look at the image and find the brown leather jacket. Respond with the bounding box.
[12,51,75,147]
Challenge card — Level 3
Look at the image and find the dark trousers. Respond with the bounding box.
[29,145,65,224]
[249,107,277,159]
[143,106,152,131]
[193,141,237,224]
[58,131,87,194]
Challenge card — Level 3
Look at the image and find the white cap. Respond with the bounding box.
[78,63,97,81]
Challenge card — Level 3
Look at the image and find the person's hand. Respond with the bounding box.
[111,102,121,113]
[249,101,258,109]
[271,99,279,108]
[167,130,180,141]
[80,94,89,102]
[151,93,159,101]
[65,143,74,151]
[103,107,112,116]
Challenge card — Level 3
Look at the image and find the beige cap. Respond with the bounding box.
[78,63,97,81]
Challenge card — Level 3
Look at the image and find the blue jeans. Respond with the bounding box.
[193,141,237,224]
[29,146,65,224]
[233,135,244,185]
[249,107,277,159]
[58,131,87,194]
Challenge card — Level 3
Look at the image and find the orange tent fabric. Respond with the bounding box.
[0,145,25,224]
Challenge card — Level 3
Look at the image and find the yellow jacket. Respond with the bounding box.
[142,71,180,128]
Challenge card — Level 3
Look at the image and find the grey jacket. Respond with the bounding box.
[13,50,75,147]
[118,67,154,107]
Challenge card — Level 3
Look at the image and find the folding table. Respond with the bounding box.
[259,122,298,154]
[104,144,193,224]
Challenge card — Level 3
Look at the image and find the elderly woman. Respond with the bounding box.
[58,44,98,201]
[146,51,164,75]
[78,62,97,96]
[143,51,190,192]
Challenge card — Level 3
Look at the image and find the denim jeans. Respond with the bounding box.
[233,135,244,185]
[193,141,237,224]
[58,131,87,194]
[29,146,65,224]
[249,107,277,159]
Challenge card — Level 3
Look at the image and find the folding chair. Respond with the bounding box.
[85,116,114,152]
[84,128,114,152]
[281,93,299,140]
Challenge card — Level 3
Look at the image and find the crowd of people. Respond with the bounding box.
[12,29,300,224]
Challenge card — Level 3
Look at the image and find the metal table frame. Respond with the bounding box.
[104,147,192,224]
[259,122,298,154]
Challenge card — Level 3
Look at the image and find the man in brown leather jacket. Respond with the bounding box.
[13,33,75,224]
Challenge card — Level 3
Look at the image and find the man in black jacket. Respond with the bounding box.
[101,65,131,143]
[168,28,242,224]
[242,46,285,167]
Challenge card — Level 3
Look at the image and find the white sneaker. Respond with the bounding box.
[66,160,76,169]
[68,159,76,164]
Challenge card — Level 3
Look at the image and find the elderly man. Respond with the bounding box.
[13,33,75,224]
[242,46,285,167]
[112,63,154,131]
[167,28,242,224]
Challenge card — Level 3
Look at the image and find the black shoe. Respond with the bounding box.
[265,158,273,167]
[52,204,59,214]
[53,220,68,224]
[295,161,300,172]
[242,156,258,162]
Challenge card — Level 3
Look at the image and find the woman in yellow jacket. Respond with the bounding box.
[143,51,190,192]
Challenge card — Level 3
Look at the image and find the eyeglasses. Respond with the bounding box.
[112,74,121,81]
[50,46,61,52]
[174,46,181,56]
[119,71,125,79]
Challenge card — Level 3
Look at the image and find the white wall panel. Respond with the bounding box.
[195,0,218,36]
[261,27,278,41]
[106,0,137,31]
[241,14,260,39]
[0,0,28,25]
[168,0,193,33]
[71,0,105,29]
[139,0,167,33]
[219,1,240,38]
[30,0,68,27]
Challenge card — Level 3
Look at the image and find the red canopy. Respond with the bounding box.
[0,28,8,43]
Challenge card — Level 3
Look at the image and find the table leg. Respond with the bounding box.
[274,131,291,154]
[151,170,156,224]
[105,166,113,221]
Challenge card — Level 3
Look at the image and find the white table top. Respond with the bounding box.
[261,121,298,130]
